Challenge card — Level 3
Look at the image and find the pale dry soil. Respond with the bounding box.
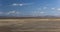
[0,19,60,32]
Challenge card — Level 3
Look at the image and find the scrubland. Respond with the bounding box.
[0,19,60,32]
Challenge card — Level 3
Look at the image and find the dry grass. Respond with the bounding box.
[0,19,60,32]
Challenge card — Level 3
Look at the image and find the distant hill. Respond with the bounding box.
[0,15,59,19]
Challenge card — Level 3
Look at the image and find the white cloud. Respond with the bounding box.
[12,3,18,6]
[11,3,33,6]
[19,4,23,6]
[40,12,45,14]
[37,7,47,11]
[0,11,21,16]
[57,8,60,11]
[7,11,20,15]
[0,12,3,14]
[31,11,45,16]
[43,7,47,9]
[11,3,20,6]
[51,8,55,10]
[7,11,15,15]
[12,3,23,6]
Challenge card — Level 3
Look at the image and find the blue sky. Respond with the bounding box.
[0,0,60,17]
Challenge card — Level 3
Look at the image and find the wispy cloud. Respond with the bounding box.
[7,11,20,15]
[31,10,45,16]
[0,11,22,16]
[11,3,33,6]
[12,3,23,6]
[43,7,47,9]
[57,8,60,11]
[51,8,55,10]
[37,7,47,11]
[0,12,3,14]
[40,12,45,14]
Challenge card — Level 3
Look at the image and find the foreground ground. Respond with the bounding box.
[0,19,60,32]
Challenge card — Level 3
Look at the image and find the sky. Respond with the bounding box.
[0,0,60,17]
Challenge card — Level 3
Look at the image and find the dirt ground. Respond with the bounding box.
[0,19,60,32]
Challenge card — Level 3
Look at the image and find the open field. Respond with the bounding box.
[0,19,60,32]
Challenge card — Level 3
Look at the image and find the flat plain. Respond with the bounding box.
[0,19,60,32]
